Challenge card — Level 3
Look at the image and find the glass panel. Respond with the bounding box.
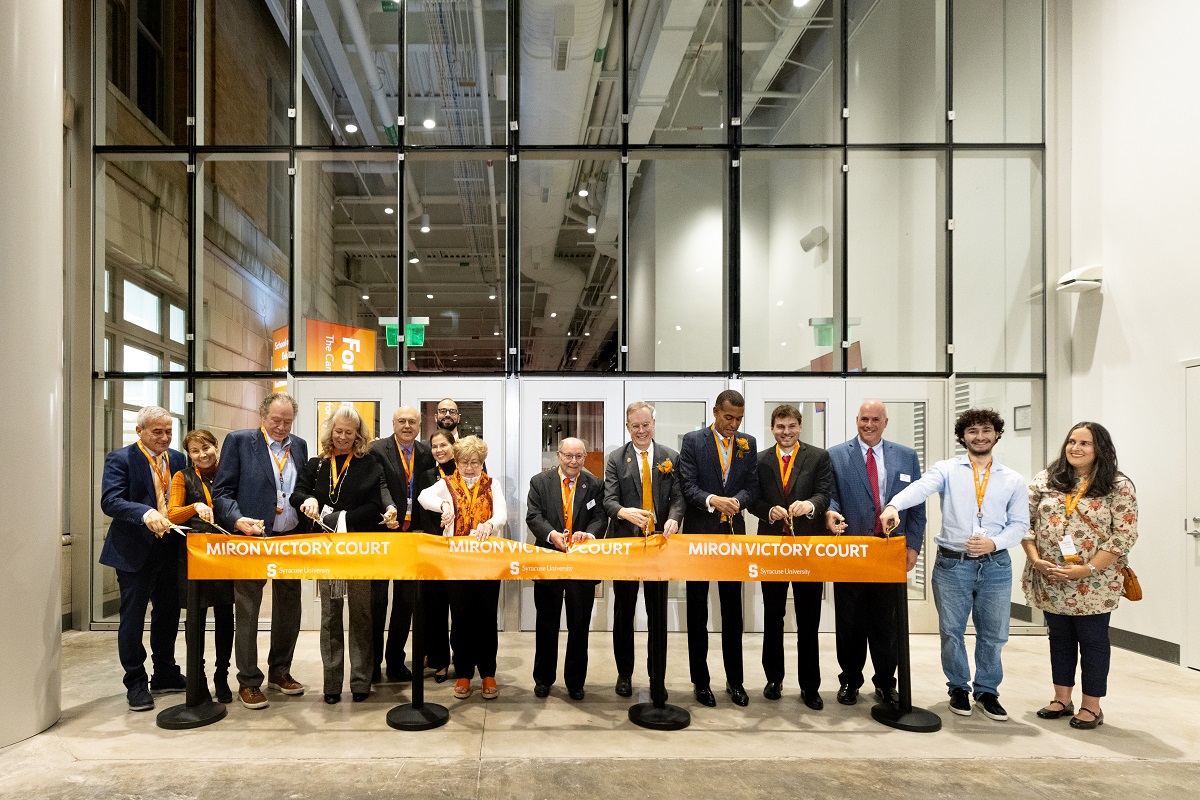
[847,151,946,372]
[627,0,727,144]
[203,1,290,146]
[952,152,1044,373]
[952,0,1043,143]
[169,303,185,343]
[404,0,507,146]
[295,156,397,373]
[519,153,620,371]
[405,153,506,371]
[194,379,275,444]
[847,0,945,144]
[627,152,726,371]
[122,343,161,373]
[198,156,290,372]
[865,400,929,600]
[741,0,841,145]
[761,401,827,450]
[122,279,161,333]
[539,401,605,477]
[740,151,839,371]
[300,0,399,146]
[99,0,190,145]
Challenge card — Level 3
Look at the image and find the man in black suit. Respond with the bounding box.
[99,405,188,711]
[526,437,608,700]
[603,401,685,702]
[678,389,759,707]
[370,405,436,682]
[749,404,832,710]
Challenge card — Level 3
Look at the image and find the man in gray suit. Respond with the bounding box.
[603,401,685,702]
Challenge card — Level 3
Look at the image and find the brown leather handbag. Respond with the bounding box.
[1118,566,1142,601]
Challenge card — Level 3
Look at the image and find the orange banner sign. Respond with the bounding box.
[187,533,906,583]
[271,325,289,390]
[305,319,377,373]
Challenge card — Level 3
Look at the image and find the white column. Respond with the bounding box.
[0,0,64,745]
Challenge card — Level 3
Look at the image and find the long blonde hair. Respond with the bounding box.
[318,405,371,458]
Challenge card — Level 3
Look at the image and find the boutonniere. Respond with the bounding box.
[735,438,749,458]
[657,459,673,475]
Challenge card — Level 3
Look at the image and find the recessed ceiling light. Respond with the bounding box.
[493,330,499,336]
[571,356,578,361]
[675,325,681,331]
[409,255,420,264]
[426,294,434,299]
[423,117,436,129]
[578,188,588,197]
[609,294,617,300]
[361,294,369,301]
[550,312,557,318]
[781,341,787,346]
[384,207,394,215]
[344,123,358,133]
[583,331,590,337]
[489,293,497,300]
[793,0,810,7]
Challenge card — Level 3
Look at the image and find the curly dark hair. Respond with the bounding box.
[1046,422,1124,496]
[953,408,1005,448]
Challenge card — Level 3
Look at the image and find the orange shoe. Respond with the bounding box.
[481,677,498,700]
[453,678,472,699]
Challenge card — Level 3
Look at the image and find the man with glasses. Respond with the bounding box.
[526,438,608,700]
[435,398,461,440]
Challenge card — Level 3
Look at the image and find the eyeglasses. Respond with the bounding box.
[436,409,459,417]
[558,452,586,460]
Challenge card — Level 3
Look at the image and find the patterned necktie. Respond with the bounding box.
[640,451,654,527]
[562,476,574,532]
[866,447,883,534]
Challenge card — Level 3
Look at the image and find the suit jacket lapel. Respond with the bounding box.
[254,430,278,488]
[128,444,155,500]
[570,473,591,527]
[848,439,873,498]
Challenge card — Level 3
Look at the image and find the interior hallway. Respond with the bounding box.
[1,630,1198,799]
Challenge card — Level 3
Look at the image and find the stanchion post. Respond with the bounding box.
[387,579,449,731]
[157,550,227,730]
[869,580,941,733]
[628,577,689,730]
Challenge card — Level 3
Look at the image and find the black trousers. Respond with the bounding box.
[422,579,451,671]
[533,579,596,690]
[1045,611,1111,697]
[686,580,743,687]
[446,580,499,680]
[761,581,823,691]
[834,582,899,691]
[115,549,181,690]
[371,579,414,674]
[612,580,670,703]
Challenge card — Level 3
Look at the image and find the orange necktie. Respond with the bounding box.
[562,476,574,532]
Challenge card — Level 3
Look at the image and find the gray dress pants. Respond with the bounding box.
[233,576,301,689]
[319,579,374,694]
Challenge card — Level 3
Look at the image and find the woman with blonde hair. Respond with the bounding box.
[291,405,385,704]
[418,435,506,700]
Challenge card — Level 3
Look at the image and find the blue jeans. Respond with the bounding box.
[932,549,1011,698]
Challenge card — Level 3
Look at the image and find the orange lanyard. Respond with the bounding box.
[776,445,797,491]
[971,460,992,523]
[560,471,577,530]
[137,443,170,502]
[1063,477,1090,519]
[330,453,353,492]
[195,468,213,506]
[261,427,290,488]
[395,436,414,492]
[712,426,732,482]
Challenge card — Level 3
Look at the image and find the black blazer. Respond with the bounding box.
[678,427,760,534]
[212,428,310,534]
[526,468,608,549]
[603,442,685,538]
[289,454,385,532]
[411,460,455,534]
[369,436,436,528]
[99,443,188,573]
[749,443,833,536]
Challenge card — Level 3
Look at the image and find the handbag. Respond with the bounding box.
[1118,565,1143,601]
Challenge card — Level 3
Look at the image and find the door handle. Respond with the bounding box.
[1189,529,1200,538]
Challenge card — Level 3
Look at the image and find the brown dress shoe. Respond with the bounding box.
[267,673,305,695]
[239,685,269,710]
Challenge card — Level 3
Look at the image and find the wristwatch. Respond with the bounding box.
[1087,563,1096,574]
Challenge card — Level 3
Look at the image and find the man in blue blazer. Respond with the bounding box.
[99,406,188,711]
[678,389,759,708]
[826,400,926,708]
[212,392,309,710]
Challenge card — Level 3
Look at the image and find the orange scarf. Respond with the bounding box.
[444,472,494,537]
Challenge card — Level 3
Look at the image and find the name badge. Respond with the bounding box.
[406,498,413,516]
[900,473,911,482]
[586,499,596,510]
[972,526,987,537]
[321,504,334,517]
[276,490,288,514]
[1057,536,1078,558]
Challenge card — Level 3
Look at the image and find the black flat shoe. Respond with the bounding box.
[694,685,716,707]
[1070,707,1104,729]
[434,669,449,684]
[1037,700,1075,720]
[324,693,340,704]
[726,682,749,707]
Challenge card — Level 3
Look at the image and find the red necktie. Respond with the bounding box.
[866,447,883,534]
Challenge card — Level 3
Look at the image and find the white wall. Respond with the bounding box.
[1054,0,1200,650]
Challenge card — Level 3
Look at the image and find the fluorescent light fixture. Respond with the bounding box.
[420,213,430,233]
[344,123,358,133]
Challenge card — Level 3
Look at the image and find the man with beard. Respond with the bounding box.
[435,398,461,440]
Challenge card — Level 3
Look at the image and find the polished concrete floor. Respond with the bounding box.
[2,629,1199,798]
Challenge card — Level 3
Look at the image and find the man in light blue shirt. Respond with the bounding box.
[880,409,1028,722]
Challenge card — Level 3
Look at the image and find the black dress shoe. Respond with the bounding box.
[352,692,370,703]
[433,669,450,684]
[694,685,717,707]
[615,675,633,697]
[874,687,900,709]
[836,684,859,705]
[726,682,750,707]
[568,687,586,701]
[1037,700,1075,720]
[534,683,550,698]
[801,690,824,710]
[387,665,413,682]
[763,682,782,701]
[324,693,340,704]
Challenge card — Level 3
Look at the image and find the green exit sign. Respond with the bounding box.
[384,324,399,347]
[405,323,425,347]
[381,1,400,11]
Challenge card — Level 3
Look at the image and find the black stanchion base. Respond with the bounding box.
[156,700,227,730]
[628,702,691,731]
[386,703,450,731]
[870,703,942,733]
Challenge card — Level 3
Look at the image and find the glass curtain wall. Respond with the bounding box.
[91,1,1046,620]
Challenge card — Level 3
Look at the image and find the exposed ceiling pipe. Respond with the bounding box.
[308,0,379,144]
[336,0,399,144]
[471,0,503,285]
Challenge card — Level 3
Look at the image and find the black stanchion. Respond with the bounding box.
[628,580,689,730]
[869,581,941,733]
[387,580,449,731]
[157,559,227,730]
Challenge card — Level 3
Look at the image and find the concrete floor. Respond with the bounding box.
[2,629,1199,798]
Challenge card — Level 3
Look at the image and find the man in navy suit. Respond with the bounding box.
[526,437,608,700]
[678,389,759,708]
[100,406,188,711]
[212,392,309,710]
[825,400,926,709]
[603,401,685,702]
